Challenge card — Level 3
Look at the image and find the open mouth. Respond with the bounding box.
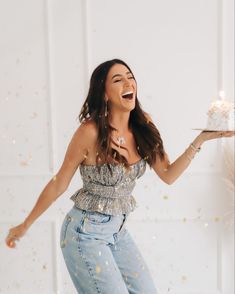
[122,91,134,100]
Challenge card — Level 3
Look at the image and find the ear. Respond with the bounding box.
[104,95,109,102]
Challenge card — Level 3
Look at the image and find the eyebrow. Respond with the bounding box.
[111,72,133,80]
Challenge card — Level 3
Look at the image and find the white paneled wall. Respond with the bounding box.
[0,0,233,293]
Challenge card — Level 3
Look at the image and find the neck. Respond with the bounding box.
[108,110,131,134]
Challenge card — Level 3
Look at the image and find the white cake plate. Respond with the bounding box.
[192,128,235,132]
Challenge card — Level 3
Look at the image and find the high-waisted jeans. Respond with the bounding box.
[60,206,158,294]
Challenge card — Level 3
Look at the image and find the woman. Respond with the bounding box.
[5,59,234,293]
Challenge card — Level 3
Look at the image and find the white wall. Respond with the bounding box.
[0,0,234,293]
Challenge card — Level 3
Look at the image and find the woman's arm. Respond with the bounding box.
[152,131,235,185]
[6,120,98,247]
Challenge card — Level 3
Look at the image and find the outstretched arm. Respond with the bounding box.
[152,130,235,185]
[5,120,97,248]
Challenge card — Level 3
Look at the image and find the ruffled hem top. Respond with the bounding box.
[70,158,147,216]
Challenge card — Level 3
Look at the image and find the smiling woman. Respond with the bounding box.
[78,59,167,170]
[5,58,235,294]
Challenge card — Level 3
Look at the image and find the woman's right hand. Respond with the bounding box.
[5,223,28,248]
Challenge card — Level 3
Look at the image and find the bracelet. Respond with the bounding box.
[190,142,201,152]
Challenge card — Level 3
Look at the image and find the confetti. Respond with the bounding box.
[30,112,38,119]
[95,265,101,273]
[20,161,29,167]
[42,264,47,270]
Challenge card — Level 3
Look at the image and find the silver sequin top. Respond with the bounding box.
[70,158,147,216]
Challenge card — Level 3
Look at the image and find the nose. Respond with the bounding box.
[123,77,131,87]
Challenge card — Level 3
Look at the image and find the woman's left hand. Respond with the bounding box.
[199,130,235,142]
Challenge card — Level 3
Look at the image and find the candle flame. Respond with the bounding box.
[219,90,225,100]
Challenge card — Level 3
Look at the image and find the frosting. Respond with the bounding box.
[206,100,235,131]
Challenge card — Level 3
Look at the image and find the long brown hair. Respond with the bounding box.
[78,59,167,170]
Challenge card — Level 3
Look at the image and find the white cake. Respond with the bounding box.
[206,100,235,131]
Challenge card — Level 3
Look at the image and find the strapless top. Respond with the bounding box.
[70,158,147,216]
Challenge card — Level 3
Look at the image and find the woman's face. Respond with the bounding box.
[105,63,137,113]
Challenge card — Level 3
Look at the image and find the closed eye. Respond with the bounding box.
[114,76,134,83]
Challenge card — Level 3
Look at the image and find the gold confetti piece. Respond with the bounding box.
[20,161,29,167]
[60,240,67,248]
[163,195,168,200]
[30,112,38,119]
[42,264,47,270]
[214,217,220,222]
[182,218,187,222]
[96,265,101,273]
[181,275,187,281]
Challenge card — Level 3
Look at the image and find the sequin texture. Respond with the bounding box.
[70,159,146,216]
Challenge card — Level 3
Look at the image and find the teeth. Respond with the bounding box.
[122,91,133,96]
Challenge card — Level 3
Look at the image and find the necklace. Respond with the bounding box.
[116,136,126,145]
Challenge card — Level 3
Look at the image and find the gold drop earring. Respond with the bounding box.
[105,100,108,117]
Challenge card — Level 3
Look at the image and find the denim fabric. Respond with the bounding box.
[60,206,158,294]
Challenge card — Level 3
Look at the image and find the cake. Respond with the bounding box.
[206,100,235,131]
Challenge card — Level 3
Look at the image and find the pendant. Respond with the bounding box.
[117,136,126,145]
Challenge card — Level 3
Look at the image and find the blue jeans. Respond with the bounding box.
[60,206,158,294]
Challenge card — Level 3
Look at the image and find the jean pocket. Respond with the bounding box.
[60,214,72,248]
[85,211,112,224]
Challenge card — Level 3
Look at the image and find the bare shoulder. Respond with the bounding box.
[74,119,98,144]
